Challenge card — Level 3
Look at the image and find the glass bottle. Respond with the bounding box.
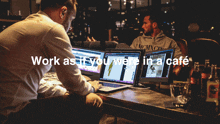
[206,64,219,104]
[201,59,211,98]
[190,62,201,98]
[205,64,219,116]
[188,57,193,83]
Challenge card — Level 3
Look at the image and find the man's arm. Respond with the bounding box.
[42,24,93,96]
[170,39,187,77]
[170,39,184,58]
[130,37,140,49]
[38,79,68,97]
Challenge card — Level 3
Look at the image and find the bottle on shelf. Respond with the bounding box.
[204,64,219,116]
[113,36,119,42]
[184,57,193,96]
[201,59,211,98]
[206,64,219,105]
[187,57,193,81]
[190,62,201,98]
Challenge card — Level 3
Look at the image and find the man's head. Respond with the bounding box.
[40,0,77,32]
[142,13,162,36]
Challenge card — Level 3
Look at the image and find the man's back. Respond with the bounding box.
[0,11,66,116]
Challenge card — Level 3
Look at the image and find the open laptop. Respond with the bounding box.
[71,47,105,80]
[139,49,174,84]
[98,50,142,92]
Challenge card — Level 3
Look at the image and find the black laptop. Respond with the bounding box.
[139,49,174,84]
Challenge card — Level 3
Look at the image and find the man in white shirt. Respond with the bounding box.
[0,0,102,123]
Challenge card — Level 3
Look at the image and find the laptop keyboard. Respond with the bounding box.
[99,82,124,88]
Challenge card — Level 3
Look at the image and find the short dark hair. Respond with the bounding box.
[144,12,163,29]
[40,0,77,11]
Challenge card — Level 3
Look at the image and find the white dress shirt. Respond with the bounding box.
[0,11,92,116]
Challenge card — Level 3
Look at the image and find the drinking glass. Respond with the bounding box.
[170,82,190,104]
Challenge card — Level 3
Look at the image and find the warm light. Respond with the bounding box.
[172,31,175,36]
[125,19,127,21]
[36,0,41,4]
[115,21,121,27]
[122,21,125,26]
[88,27,90,34]
[211,27,214,30]
[138,1,142,5]
[171,21,175,25]
[121,12,125,15]
[135,18,137,20]
[130,1,134,4]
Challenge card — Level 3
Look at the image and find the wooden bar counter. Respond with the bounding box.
[97,86,220,124]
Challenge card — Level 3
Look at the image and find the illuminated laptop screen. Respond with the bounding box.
[72,48,105,73]
[140,49,174,82]
[100,52,141,84]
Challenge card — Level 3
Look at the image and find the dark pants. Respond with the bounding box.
[1,94,103,124]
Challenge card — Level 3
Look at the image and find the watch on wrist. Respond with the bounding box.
[91,86,95,93]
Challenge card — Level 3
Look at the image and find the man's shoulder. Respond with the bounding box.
[23,12,61,29]
[159,35,176,44]
[165,36,175,41]
[133,35,145,42]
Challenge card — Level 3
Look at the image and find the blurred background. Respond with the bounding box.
[0,0,219,47]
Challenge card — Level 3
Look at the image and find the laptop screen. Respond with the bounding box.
[72,47,105,73]
[140,49,174,83]
[100,51,141,84]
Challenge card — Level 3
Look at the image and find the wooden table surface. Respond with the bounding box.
[43,72,220,123]
[97,87,220,123]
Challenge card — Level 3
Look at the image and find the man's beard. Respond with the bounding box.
[144,31,152,36]
[144,26,153,36]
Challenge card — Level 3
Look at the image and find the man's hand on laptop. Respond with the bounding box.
[88,80,102,92]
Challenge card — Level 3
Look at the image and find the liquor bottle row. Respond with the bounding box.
[189,59,219,116]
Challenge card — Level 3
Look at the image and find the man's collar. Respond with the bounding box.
[155,30,165,38]
[142,30,165,38]
[37,10,50,18]
[36,10,56,23]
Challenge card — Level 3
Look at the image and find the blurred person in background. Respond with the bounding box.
[130,12,185,79]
